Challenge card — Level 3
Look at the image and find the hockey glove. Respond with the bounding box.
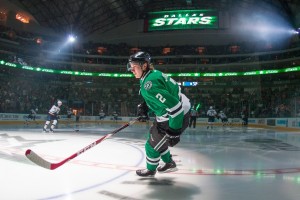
[167,128,182,147]
[137,101,149,121]
[158,126,182,147]
[167,135,180,147]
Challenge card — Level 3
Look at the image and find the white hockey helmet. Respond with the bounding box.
[209,106,213,109]
[57,100,62,106]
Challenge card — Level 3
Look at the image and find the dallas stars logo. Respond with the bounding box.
[144,81,152,90]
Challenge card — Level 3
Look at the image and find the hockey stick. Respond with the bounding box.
[25,117,140,170]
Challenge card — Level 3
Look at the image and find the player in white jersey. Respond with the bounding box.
[207,106,217,129]
[99,110,105,120]
[97,109,105,125]
[43,100,62,133]
[218,111,229,126]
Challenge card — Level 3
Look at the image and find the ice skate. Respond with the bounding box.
[136,169,156,177]
[157,160,177,173]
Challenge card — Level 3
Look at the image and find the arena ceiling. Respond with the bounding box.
[9,0,300,37]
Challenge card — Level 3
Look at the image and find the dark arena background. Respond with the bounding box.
[0,0,300,200]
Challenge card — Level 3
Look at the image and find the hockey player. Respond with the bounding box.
[99,109,105,120]
[112,111,118,122]
[67,108,74,119]
[189,106,198,128]
[25,108,38,126]
[127,51,191,177]
[98,109,106,125]
[43,100,62,133]
[241,108,248,126]
[218,110,229,126]
[67,108,73,119]
[207,106,217,129]
[66,108,73,126]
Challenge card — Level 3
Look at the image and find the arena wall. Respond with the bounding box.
[1,113,299,131]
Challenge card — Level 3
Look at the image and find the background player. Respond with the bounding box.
[241,108,249,126]
[207,106,217,129]
[112,111,118,122]
[66,108,73,126]
[189,106,198,128]
[25,108,38,126]
[43,100,62,133]
[218,110,229,126]
[99,109,105,120]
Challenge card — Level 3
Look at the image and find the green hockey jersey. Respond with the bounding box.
[140,70,190,130]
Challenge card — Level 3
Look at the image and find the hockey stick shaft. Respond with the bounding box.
[25,117,140,170]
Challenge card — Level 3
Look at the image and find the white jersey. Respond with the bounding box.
[207,109,217,117]
[99,111,105,117]
[218,112,227,119]
[49,105,60,115]
[30,109,37,115]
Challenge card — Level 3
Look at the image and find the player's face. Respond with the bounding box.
[129,62,144,78]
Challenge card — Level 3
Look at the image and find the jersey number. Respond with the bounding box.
[156,93,166,103]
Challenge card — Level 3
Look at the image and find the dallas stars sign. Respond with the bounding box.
[146,9,218,31]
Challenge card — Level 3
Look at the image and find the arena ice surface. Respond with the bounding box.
[0,123,300,200]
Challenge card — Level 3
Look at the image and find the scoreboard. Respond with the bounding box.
[145,9,219,31]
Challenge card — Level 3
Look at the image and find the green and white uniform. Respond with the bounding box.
[140,70,190,171]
